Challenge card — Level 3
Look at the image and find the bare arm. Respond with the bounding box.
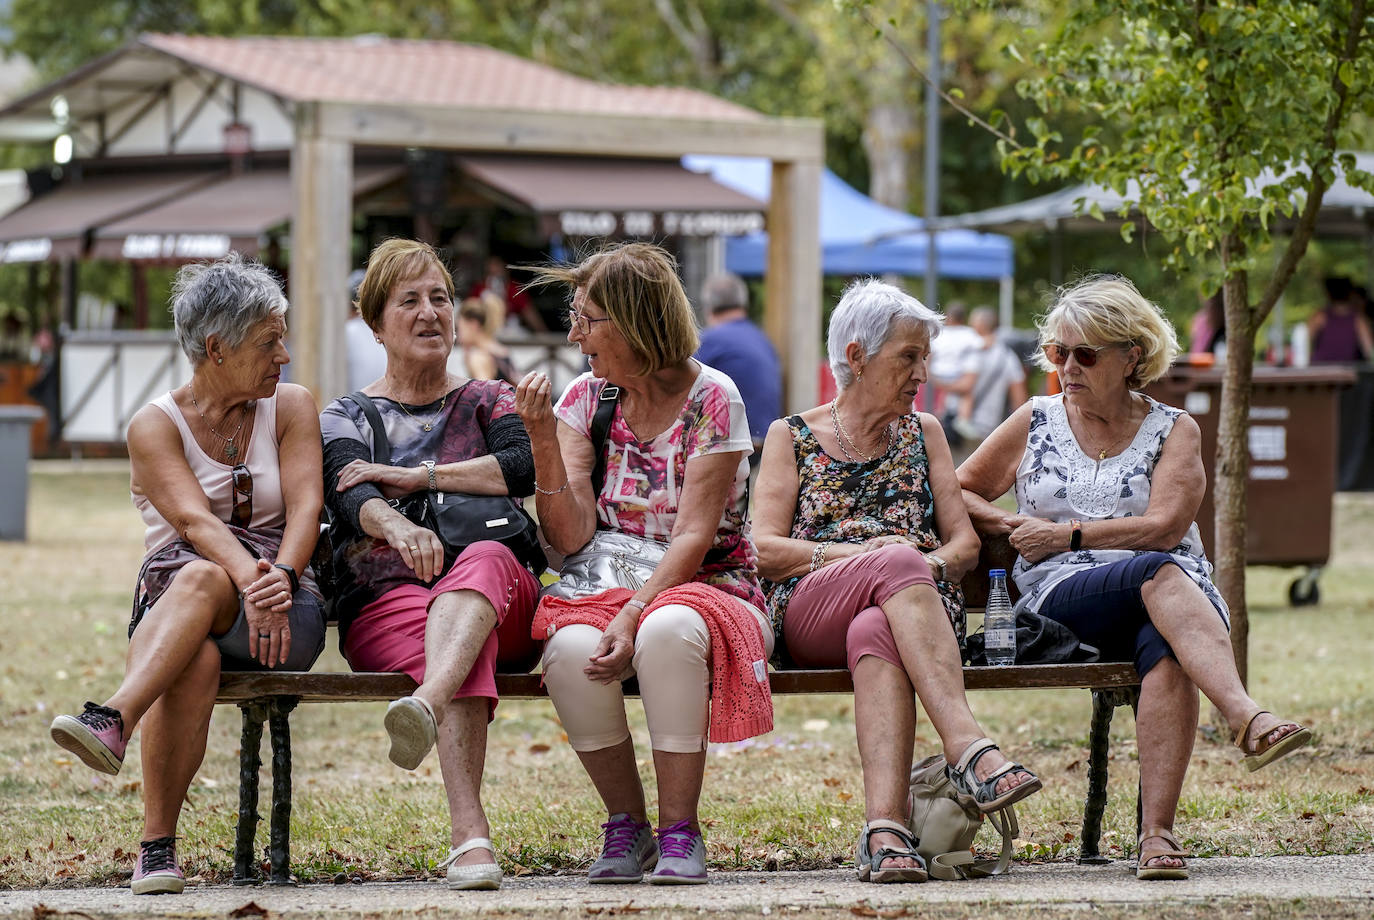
[919,413,981,580]
[1358,314,1374,362]
[466,347,498,381]
[957,400,1033,535]
[271,384,324,578]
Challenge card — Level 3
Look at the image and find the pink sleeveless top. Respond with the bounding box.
[132,392,287,553]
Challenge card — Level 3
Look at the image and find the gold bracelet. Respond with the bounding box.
[534,478,569,495]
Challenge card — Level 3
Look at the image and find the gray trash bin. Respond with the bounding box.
[0,406,45,541]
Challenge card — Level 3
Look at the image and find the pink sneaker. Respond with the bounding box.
[131,836,185,895]
[50,702,126,775]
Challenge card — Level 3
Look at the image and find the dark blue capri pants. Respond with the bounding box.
[1038,552,1227,679]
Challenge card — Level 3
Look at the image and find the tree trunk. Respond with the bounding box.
[1215,238,1254,684]
[861,44,915,209]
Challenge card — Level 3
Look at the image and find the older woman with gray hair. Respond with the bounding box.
[49,254,326,895]
[753,279,1042,884]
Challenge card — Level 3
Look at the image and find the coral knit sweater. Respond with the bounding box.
[532,583,773,743]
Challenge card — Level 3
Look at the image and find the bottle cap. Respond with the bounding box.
[988,568,1006,577]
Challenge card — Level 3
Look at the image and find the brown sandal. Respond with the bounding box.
[1136,826,1188,880]
[1234,710,1312,773]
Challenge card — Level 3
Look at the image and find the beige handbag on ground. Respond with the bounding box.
[906,754,1018,880]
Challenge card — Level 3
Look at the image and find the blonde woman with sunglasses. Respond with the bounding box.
[48,254,326,894]
[958,274,1311,882]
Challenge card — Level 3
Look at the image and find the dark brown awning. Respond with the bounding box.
[90,165,404,262]
[0,171,218,262]
[455,155,765,237]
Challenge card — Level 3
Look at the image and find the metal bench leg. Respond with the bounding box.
[267,698,299,885]
[234,701,268,884]
[1080,689,1118,864]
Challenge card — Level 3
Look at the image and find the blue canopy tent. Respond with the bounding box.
[682,155,1015,323]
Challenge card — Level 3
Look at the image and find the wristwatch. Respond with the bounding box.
[926,553,948,581]
[422,459,437,491]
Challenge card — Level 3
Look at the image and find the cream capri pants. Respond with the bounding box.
[541,600,774,754]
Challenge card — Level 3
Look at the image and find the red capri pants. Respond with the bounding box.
[343,541,542,717]
[783,544,937,672]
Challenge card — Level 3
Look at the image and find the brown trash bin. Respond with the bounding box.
[1145,365,1354,606]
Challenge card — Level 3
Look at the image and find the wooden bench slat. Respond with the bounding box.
[216,662,1138,704]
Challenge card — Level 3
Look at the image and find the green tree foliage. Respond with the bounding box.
[977,0,1374,677]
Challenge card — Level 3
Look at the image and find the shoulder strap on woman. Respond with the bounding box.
[589,385,621,498]
[345,391,391,462]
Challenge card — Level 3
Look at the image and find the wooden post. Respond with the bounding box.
[290,102,352,404]
[765,158,822,414]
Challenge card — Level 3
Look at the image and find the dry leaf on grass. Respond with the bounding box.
[528,744,551,754]
[229,902,270,918]
[822,777,843,787]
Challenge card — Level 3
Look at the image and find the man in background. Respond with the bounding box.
[695,272,781,469]
[345,268,388,392]
[949,306,1027,463]
[928,300,982,417]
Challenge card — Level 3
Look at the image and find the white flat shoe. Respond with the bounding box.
[384,696,437,771]
[440,837,502,890]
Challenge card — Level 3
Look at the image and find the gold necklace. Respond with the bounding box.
[397,391,449,431]
[190,384,248,462]
[830,400,892,463]
[1088,427,1134,461]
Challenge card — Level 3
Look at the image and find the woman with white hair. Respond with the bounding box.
[959,274,1311,881]
[753,279,1042,885]
[49,254,326,894]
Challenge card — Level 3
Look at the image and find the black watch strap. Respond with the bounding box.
[274,563,300,594]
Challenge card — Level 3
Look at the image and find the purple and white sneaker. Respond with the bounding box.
[50,702,126,775]
[131,836,185,895]
[588,813,658,884]
[647,819,707,885]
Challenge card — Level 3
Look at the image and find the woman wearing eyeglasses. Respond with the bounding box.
[513,242,773,886]
[49,254,326,894]
[958,274,1312,881]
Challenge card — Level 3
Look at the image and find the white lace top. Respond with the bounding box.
[1011,394,1228,625]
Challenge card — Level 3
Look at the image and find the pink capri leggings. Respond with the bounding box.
[783,544,937,672]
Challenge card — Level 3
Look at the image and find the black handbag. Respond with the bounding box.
[964,608,1100,666]
[345,391,546,575]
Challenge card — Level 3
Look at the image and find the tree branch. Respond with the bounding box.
[854,5,1021,149]
[1253,0,1367,323]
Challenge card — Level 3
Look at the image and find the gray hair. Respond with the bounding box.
[827,279,943,391]
[171,253,288,364]
[701,272,749,314]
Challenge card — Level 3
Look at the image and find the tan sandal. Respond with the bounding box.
[1136,826,1188,881]
[1234,710,1312,773]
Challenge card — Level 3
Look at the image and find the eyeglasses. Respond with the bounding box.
[230,464,253,528]
[567,309,612,336]
[1042,342,1115,368]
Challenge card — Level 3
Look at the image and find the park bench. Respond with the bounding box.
[215,536,1142,885]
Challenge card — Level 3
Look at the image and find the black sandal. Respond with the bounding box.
[946,737,1043,813]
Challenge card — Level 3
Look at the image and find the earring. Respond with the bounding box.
[374,337,381,344]
[216,357,223,365]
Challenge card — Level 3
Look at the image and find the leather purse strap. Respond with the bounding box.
[345,390,392,463]
[589,384,620,499]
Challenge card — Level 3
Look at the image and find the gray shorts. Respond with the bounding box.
[215,589,327,672]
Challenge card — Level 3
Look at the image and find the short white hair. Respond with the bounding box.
[172,253,287,364]
[827,279,943,391]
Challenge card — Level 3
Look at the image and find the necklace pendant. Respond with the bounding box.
[225,443,238,462]
[423,423,433,432]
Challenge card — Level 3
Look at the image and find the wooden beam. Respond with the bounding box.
[317,101,822,162]
[765,159,822,414]
[290,102,351,405]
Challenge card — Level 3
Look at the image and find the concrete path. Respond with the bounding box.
[3,857,1372,918]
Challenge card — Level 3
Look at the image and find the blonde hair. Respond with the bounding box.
[1034,274,1179,388]
[459,292,505,336]
[527,242,698,375]
[356,239,454,331]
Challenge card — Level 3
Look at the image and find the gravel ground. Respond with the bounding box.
[4,856,1373,919]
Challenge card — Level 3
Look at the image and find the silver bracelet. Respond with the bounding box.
[534,478,569,495]
[809,541,831,573]
[625,597,648,612]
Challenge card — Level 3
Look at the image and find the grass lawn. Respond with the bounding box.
[2,467,1371,889]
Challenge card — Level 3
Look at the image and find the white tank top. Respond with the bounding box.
[132,391,287,553]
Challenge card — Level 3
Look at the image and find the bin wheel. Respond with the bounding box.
[1288,577,1320,607]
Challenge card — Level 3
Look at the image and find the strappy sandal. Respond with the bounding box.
[946,738,1043,814]
[1235,710,1312,773]
[439,837,503,890]
[856,819,928,883]
[1136,826,1188,880]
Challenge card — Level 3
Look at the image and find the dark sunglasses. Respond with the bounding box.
[1042,342,1114,368]
[230,464,253,528]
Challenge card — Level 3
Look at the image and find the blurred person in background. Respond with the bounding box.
[471,254,547,333]
[948,307,1028,459]
[694,272,781,469]
[346,268,388,392]
[927,301,981,418]
[458,291,519,384]
[1309,276,1373,363]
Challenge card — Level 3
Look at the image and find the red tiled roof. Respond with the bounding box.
[140,34,764,122]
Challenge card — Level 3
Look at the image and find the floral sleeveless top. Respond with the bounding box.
[1012,394,1228,624]
[764,413,966,652]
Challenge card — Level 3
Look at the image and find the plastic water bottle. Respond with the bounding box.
[984,568,1016,667]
